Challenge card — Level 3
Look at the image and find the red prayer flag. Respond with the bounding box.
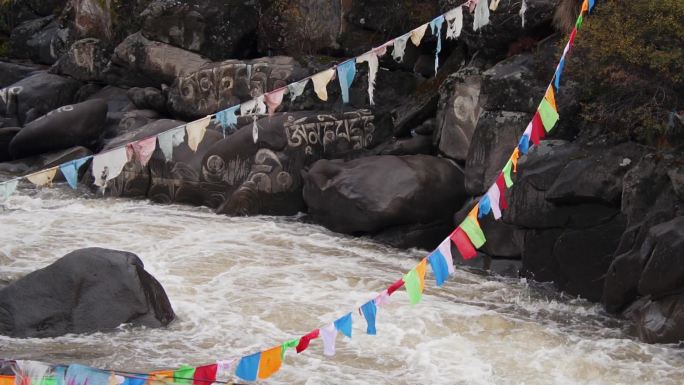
[530,112,545,146]
[449,228,477,260]
[193,364,217,385]
[387,278,405,295]
[295,329,320,353]
[568,27,577,52]
[495,174,508,210]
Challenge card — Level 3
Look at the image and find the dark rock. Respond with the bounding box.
[0,61,43,88]
[128,87,167,113]
[203,110,385,215]
[414,118,436,136]
[70,0,115,41]
[434,67,483,162]
[0,72,81,124]
[9,99,107,159]
[109,32,211,87]
[0,128,21,162]
[625,294,684,344]
[439,0,557,59]
[9,16,74,65]
[257,0,343,55]
[346,0,438,36]
[603,248,643,313]
[637,217,684,298]
[104,119,186,150]
[464,110,531,195]
[140,0,258,60]
[372,220,454,250]
[373,135,434,156]
[166,56,308,120]
[481,54,545,114]
[303,155,467,234]
[546,142,645,205]
[0,247,174,338]
[50,38,110,82]
[116,110,162,137]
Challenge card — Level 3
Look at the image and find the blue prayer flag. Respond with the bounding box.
[428,250,449,287]
[215,105,240,137]
[337,60,357,104]
[478,195,491,218]
[518,134,530,155]
[360,300,377,335]
[334,312,353,338]
[235,352,261,381]
[430,15,445,74]
[554,57,566,91]
[123,375,148,385]
[589,0,595,12]
[59,156,91,190]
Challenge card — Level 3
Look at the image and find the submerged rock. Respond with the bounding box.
[0,247,175,338]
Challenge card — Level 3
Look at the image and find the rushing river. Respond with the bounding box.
[1,188,683,385]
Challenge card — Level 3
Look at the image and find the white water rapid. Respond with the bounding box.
[1,188,683,385]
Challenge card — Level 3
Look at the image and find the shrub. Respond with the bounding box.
[568,0,684,145]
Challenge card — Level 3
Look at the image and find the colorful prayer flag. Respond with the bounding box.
[281,339,299,359]
[295,329,320,353]
[486,183,502,219]
[437,238,455,274]
[392,34,410,62]
[257,346,283,379]
[387,278,404,295]
[235,352,261,382]
[449,227,477,260]
[445,7,463,39]
[554,57,566,91]
[356,51,379,105]
[430,15,445,74]
[478,195,491,217]
[157,126,186,162]
[410,24,428,46]
[403,259,427,304]
[337,60,357,104]
[320,323,338,356]
[360,300,377,335]
[334,312,353,338]
[311,69,336,102]
[459,208,486,248]
[544,86,557,111]
[26,167,58,187]
[538,98,559,132]
[502,158,514,188]
[530,111,546,145]
[215,105,239,136]
[473,0,491,31]
[0,179,18,201]
[427,249,449,287]
[186,116,211,152]
[265,88,286,116]
[288,79,309,102]
[59,157,91,190]
[495,173,508,209]
[173,365,195,384]
[192,364,216,385]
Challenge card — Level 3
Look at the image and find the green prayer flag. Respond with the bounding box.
[502,159,514,188]
[538,98,559,132]
[576,14,584,29]
[459,217,486,248]
[281,338,300,359]
[174,365,196,384]
[403,269,422,305]
[38,377,57,385]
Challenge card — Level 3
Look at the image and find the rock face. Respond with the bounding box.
[9,16,74,65]
[166,56,309,120]
[0,127,21,162]
[303,154,467,234]
[0,247,175,338]
[140,0,259,60]
[9,99,107,159]
[51,38,110,82]
[434,67,483,162]
[0,72,81,124]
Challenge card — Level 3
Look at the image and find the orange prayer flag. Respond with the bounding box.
[581,0,589,13]
[544,86,557,111]
[0,376,15,385]
[257,346,283,379]
[511,148,521,173]
[147,371,174,385]
[416,258,427,292]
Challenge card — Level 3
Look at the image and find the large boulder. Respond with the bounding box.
[166,56,309,120]
[9,99,107,159]
[0,72,81,124]
[0,247,174,338]
[109,32,211,87]
[50,38,110,82]
[434,67,483,162]
[200,110,387,214]
[625,293,684,344]
[9,15,74,65]
[0,128,21,162]
[69,0,115,40]
[0,61,43,88]
[302,154,467,234]
[140,0,259,60]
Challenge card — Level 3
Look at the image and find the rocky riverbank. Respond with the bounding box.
[1,0,682,343]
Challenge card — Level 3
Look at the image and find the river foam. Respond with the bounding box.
[1,189,683,384]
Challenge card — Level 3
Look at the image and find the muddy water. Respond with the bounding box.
[1,189,683,385]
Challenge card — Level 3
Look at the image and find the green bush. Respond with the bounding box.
[570,0,684,145]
